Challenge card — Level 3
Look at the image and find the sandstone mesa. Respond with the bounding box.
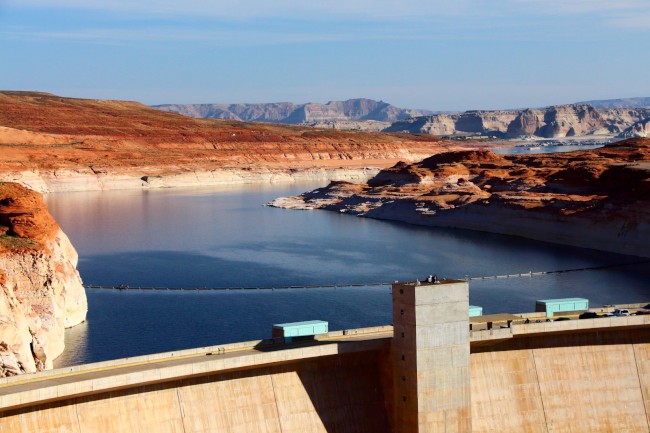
[153,98,434,130]
[0,91,462,193]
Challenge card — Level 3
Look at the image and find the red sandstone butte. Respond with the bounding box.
[271,138,650,257]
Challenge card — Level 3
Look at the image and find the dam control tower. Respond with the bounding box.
[392,279,471,433]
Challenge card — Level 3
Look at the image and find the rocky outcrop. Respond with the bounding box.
[618,118,650,138]
[271,138,650,257]
[387,104,650,139]
[154,98,433,125]
[0,182,87,375]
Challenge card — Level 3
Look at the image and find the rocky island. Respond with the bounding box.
[271,138,650,257]
[0,182,87,375]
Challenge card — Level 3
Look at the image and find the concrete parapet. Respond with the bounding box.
[0,325,393,390]
[470,328,513,343]
[469,314,650,343]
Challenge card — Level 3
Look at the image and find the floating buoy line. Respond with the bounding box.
[83,259,649,292]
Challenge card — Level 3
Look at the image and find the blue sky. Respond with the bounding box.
[1,0,649,111]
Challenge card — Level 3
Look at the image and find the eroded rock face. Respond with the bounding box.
[154,98,432,124]
[619,119,650,138]
[0,182,87,375]
[271,138,650,257]
[387,104,650,138]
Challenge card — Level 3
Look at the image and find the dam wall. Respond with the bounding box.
[2,324,649,432]
[1,293,649,433]
[471,327,650,433]
[0,348,393,433]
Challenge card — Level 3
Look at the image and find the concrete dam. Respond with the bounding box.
[1,280,649,432]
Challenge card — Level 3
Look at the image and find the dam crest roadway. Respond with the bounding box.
[1,280,649,432]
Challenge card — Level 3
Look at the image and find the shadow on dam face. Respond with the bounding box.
[1,349,393,433]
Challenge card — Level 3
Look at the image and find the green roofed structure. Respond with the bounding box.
[272,320,329,342]
[535,298,589,317]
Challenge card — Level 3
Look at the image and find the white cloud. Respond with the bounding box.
[4,0,648,47]
[513,0,647,13]
[511,0,650,28]
[7,0,650,31]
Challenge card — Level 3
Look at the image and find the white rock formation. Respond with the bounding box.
[0,230,87,374]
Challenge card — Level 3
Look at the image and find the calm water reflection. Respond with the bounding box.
[46,182,648,366]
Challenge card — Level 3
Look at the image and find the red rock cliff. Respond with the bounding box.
[0,182,87,375]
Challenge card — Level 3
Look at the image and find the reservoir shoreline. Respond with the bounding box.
[10,161,643,259]
[1,166,380,194]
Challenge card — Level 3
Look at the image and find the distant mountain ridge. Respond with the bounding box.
[153,98,434,125]
[154,97,650,138]
[574,97,650,109]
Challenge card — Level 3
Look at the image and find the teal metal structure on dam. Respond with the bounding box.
[272,320,329,342]
[536,298,589,317]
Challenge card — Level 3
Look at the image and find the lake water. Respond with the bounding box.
[492,143,606,155]
[45,182,649,367]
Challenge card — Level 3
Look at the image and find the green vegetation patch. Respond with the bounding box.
[0,234,38,249]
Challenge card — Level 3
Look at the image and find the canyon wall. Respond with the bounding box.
[620,118,650,138]
[386,104,650,139]
[0,167,380,194]
[0,183,87,375]
[362,201,650,258]
[155,98,650,137]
